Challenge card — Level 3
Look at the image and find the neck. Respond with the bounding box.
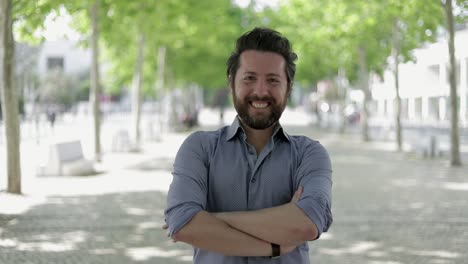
[240,120,276,155]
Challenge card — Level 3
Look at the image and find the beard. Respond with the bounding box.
[232,91,287,130]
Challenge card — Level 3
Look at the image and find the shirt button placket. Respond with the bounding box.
[249,148,256,184]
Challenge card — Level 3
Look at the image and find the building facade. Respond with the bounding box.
[37,40,91,75]
[371,27,468,127]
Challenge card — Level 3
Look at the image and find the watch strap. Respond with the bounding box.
[271,243,280,258]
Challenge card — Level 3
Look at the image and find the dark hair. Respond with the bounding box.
[226,27,298,90]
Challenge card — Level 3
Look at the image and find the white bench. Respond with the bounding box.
[39,140,95,176]
[111,130,132,152]
[409,134,444,158]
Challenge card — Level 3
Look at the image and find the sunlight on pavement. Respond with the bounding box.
[320,241,381,256]
[442,182,468,191]
[124,207,149,216]
[89,248,117,255]
[333,155,377,164]
[0,238,15,247]
[125,247,192,261]
[408,202,425,209]
[391,179,419,188]
[368,261,402,264]
[319,232,333,240]
[23,170,173,197]
[0,230,88,252]
[136,221,162,232]
[0,193,47,214]
[408,250,460,258]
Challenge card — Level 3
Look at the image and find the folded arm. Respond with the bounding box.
[165,132,295,256]
[170,210,273,256]
[215,187,318,246]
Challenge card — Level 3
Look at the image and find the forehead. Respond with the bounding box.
[238,50,286,77]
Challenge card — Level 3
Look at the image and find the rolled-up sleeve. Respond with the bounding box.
[165,132,209,237]
[294,141,333,239]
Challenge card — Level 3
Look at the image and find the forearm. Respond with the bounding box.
[172,210,272,257]
[216,203,317,246]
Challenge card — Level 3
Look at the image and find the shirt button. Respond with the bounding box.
[251,178,256,183]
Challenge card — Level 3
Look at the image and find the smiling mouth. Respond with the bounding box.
[250,101,270,109]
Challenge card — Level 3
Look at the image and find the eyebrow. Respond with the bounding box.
[242,71,282,77]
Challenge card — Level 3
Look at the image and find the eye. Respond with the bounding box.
[268,78,280,84]
[243,75,256,81]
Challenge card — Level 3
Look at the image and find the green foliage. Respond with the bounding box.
[454,0,468,23]
[13,0,457,101]
[265,0,447,88]
[13,0,64,43]
[98,0,244,94]
[39,69,85,108]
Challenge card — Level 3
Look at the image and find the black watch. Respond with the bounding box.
[270,243,280,258]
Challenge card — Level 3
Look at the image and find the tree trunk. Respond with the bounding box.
[156,46,166,139]
[338,68,347,134]
[444,0,462,166]
[392,18,403,151]
[132,32,145,149]
[0,0,22,194]
[90,0,102,161]
[358,45,370,141]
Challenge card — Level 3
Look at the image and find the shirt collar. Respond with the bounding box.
[273,125,291,142]
[226,116,245,141]
[226,116,290,142]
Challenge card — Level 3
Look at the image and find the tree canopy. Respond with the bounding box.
[11,0,467,97]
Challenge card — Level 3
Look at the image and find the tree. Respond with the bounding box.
[1,0,21,194]
[267,0,341,88]
[96,0,244,141]
[385,0,444,151]
[442,0,463,166]
[89,0,102,160]
[269,1,394,138]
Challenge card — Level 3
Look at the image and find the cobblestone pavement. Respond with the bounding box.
[295,127,468,264]
[1,125,468,263]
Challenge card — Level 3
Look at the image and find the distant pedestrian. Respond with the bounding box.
[164,27,333,263]
[47,109,56,129]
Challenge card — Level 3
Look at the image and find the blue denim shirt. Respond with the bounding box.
[165,117,333,263]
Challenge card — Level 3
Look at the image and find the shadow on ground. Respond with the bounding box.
[0,191,192,264]
[129,157,174,171]
[309,135,468,264]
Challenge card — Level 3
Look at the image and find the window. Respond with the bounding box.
[47,57,64,71]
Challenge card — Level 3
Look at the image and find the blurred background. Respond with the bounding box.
[1,0,468,263]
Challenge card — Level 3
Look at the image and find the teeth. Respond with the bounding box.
[252,102,268,109]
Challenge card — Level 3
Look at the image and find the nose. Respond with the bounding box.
[253,78,269,97]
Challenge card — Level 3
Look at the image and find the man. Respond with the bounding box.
[164,27,332,263]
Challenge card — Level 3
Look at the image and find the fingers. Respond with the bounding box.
[162,224,172,239]
[291,186,304,203]
[162,223,177,242]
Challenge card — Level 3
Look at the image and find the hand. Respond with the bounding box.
[281,244,296,255]
[290,186,303,203]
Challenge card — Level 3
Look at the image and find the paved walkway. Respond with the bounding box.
[1,125,467,263]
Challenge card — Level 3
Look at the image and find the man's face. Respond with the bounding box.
[231,50,289,130]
